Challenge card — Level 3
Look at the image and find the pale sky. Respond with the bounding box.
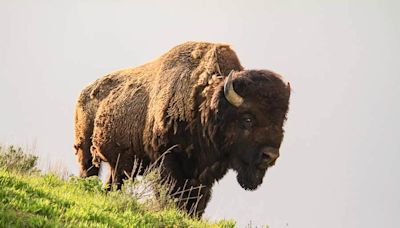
[1,1,399,227]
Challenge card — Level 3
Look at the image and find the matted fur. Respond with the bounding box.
[74,41,290,216]
[74,42,243,214]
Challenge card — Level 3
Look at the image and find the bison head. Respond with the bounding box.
[217,70,290,190]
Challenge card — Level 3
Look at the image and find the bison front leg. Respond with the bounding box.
[159,151,213,217]
[170,161,228,217]
[161,176,212,217]
[177,181,212,217]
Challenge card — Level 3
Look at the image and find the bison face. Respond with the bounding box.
[220,70,290,190]
[228,111,284,190]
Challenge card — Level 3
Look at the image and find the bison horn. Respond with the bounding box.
[224,70,244,107]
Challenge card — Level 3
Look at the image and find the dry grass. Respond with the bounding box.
[0,144,39,174]
[118,146,206,216]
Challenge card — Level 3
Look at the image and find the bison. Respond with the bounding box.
[74,41,290,216]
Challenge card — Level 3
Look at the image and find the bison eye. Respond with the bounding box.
[241,115,254,129]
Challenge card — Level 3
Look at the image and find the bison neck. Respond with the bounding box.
[167,81,230,186]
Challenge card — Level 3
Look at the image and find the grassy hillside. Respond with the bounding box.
[0,145,235,227]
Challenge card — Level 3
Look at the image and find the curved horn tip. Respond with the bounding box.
[224,70,244,107]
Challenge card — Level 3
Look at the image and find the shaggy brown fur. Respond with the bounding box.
[74,41,290,216]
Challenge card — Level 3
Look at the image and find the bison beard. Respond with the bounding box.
[73,41,290,217]
[236,167,267,190]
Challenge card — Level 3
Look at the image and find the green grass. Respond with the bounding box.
[0,170,234,227]
[0,145,235,227]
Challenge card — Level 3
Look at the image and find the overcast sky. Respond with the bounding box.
[1,1,399,227]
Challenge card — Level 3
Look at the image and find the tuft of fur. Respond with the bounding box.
[74,42,244,216]
[74,42,291,216]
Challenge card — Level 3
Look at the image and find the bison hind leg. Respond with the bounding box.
[104,156,150,191]
[74,143,100,178]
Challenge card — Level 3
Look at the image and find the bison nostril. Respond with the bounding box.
[261,148,279,164]
[261,153,270,161]
[258,150,279,169]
